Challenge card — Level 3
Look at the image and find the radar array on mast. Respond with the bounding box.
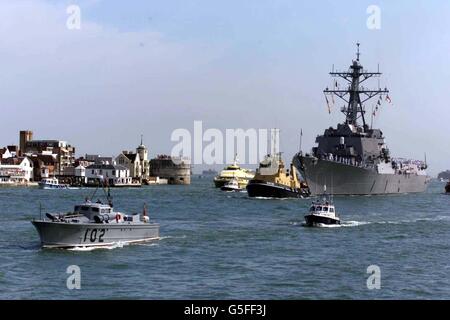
[323,43,389,130]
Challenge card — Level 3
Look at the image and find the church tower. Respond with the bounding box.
[136,135,149,178]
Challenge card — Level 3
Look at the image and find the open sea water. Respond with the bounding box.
[0,178,449,299]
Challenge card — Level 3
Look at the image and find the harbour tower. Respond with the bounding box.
[150,155,191,185]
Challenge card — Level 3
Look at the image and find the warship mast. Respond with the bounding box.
[324,43,389,131]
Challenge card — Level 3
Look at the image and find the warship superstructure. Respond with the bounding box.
[294,44,429,195]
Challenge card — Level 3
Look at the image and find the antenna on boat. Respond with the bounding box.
[89,178,100,202]
[356,42,360,61]
[143,203,147,216]
[103,178,113,207]
[299,129,303,153]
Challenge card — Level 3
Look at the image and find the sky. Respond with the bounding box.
[0,0,449,175]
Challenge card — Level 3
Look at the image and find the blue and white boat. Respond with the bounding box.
[38,178,69,189]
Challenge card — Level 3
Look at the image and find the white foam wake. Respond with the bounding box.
[294,220,371,228]
[67,241,127,251]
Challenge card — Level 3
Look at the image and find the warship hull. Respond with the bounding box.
[445,182,450,193]
[295,155,429,195]
[31,220,160,248]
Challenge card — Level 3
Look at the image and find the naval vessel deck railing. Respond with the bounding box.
[316,154,426,176]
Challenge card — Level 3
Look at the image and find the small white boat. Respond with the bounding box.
[220,177,243,192]
[38,177,69,189]
[304,186,340,226]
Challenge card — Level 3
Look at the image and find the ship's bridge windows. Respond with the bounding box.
[316,206,322,211]
[92,207,100,213]
[101,209,111,214]
[322,207,328,212]
[81,206,90,211]
[329,208,334,213]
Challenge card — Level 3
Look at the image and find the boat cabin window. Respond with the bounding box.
[101,208,111,214]
[322,207,328,212]
[92,207,100,213]
[316,206,322,211]
[81,206,90,211]
[329,208,334,213]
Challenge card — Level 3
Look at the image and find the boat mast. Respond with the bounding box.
[324,43,389,131]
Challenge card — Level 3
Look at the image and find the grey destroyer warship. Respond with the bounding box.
[294,44,429,195]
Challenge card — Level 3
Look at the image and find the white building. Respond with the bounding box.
[85,164,132,186]
[0,147,13,160]
[75,165,87,184]
[115,152,141,178]
[0,157,34,184]
[115,137,150,179]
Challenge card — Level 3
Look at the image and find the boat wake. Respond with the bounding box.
[293,216,450,229]
[291,220,370,228]
[375,216,450,225]
[67,242,128,251]
[159,235,187,241]
[135,242,159,247]
[250,196,301,200]
[315,220,371,228]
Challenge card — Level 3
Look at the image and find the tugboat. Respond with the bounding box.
[304,186,340,226]
[220,177,243,192]
[31,182,159,248]
[38,177,69,189]
[246,153,310,198]
[213,154,254,188]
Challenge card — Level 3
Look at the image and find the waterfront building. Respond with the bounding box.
[74,165,87,185]
[0,147,13,160]
[85,163,134,186]
[116,151,142,178]
[84,154,113,164]
[75,165,86,178]
[20,130,76,173]
[0,157,34,185]
[29,154,57,181]
[115,136,150,180]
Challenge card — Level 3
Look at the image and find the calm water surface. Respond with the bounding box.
[0,178,449,299]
